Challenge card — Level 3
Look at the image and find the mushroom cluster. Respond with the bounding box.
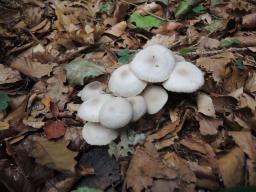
[77,44,205,146]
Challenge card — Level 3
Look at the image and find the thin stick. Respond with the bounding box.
[120,0,175,22]
[186,47,248,56]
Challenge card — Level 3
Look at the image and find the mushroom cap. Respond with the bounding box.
[129,44,175,82]
[108,65,147,97]
[127,96,147,121]
[163,61,204,93]
[143,85,168,114]
[78,81,106,101]
[77,94,113,122]
[99,97,133,129]
[82,122,118,145]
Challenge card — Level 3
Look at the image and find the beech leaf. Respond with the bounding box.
[29,136,78,173]
[65,58,106,85]
[129,13,161,28]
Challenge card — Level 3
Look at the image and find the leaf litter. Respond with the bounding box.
[0,0,256,191]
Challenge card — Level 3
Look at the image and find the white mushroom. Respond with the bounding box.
[108,65,147,97]
[77,94,113,122]
[127,96,147,122]
[99,97,133,129]
[143,86,168,114]
[78,81,106,101]
[82,122,118,145]
[129,44,175,82]
[163,61,204,93]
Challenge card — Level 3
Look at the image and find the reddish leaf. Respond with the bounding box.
[44,121,66,139]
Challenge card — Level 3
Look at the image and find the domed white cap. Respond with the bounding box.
[78,81,106,101]
[77,94,113,122]
[108,65,147,97]
[82,122,118,145]
[127,96,147,122]
[163,61,204,93]
[129,44,175,82]
[99,97,132,129]
[143,86,168,114]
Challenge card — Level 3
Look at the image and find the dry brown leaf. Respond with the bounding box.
[197,115,222,136]
[231,32,256,46]
[212,96,238,114]
[197,93,216,118]
[247,159,256,186]
[29,136,78,173]
[144,34,176,48]
[23,116,45,129]
[10,44,57,79]
[153,22,183,35]
[228,131,256,160]
[187,26,200,44]
[46,67,72,110]
[243,13,256,29]
[126,143,177,192]
[146,120,180,142]
[196,52,235,83]
[105,21,127,37]
[44,121,66,139]
[245,72,256,93]
[0,64,21,84]
[179,138,215,158]
[217,147,244,187]
[199,36,220,49]
[0,121,9,130]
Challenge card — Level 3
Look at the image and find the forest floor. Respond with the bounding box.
[0,0,256,192]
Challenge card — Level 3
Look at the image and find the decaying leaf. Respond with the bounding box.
[197,93,216,118]
[197,115,222,136]
[29,136,78,173]
[65,57,106,85]
[217,147,245,187]
[126,143,177,192]
[44,121,66,139]
[0,64,21,84]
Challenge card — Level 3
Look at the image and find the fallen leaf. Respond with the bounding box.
[217,147,244,187]
[23,116,45,129]
[0,64,21,84]
[44,121,66,139]
[144,34,176,48]
[73,187,102,192]
[65,57,106,85]
[10,44,57,79]
[0,121,9,130]
[126,143,177,192]
[105,21,127,37]
[247,159,256,186]
[242,13,256,29]
[146,120,180,142]
[197,93,216,118]
[197,115,222,136]
[77,148,120,190]
[228,131,256,160]
[29,136,78,173]
[212,96,238,113]
[199,36,220,49]
[153,22,183,35]
[0,93,10,111]
[128,13,161,28]
[196,52,235,83]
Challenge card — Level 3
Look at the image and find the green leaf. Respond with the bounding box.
[73,187,103,192]
[175,0,201,18]
[234,59,245,70]
[204,19,224,33]
[65,58,106,85]
[179,47,196,56]
[192,3,206,14]
[100,3,110,14]
[128,13,161,28]
[211,0,224,6]
[220,39,240,48]
[0,93,10,111]
[117,48,134,64]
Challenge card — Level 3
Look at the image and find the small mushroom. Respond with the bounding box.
[78,81,106,101]
[163,61,204,93]
[143,85,168,114]
[99,97,133,129]
[129,44,175,82]
[77,94,113,122]
[82,122,118,145]
[127,96,147,122]
[108,65,147,97]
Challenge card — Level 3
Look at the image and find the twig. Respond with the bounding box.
[120,0,175,22]
[185,47,248,56]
